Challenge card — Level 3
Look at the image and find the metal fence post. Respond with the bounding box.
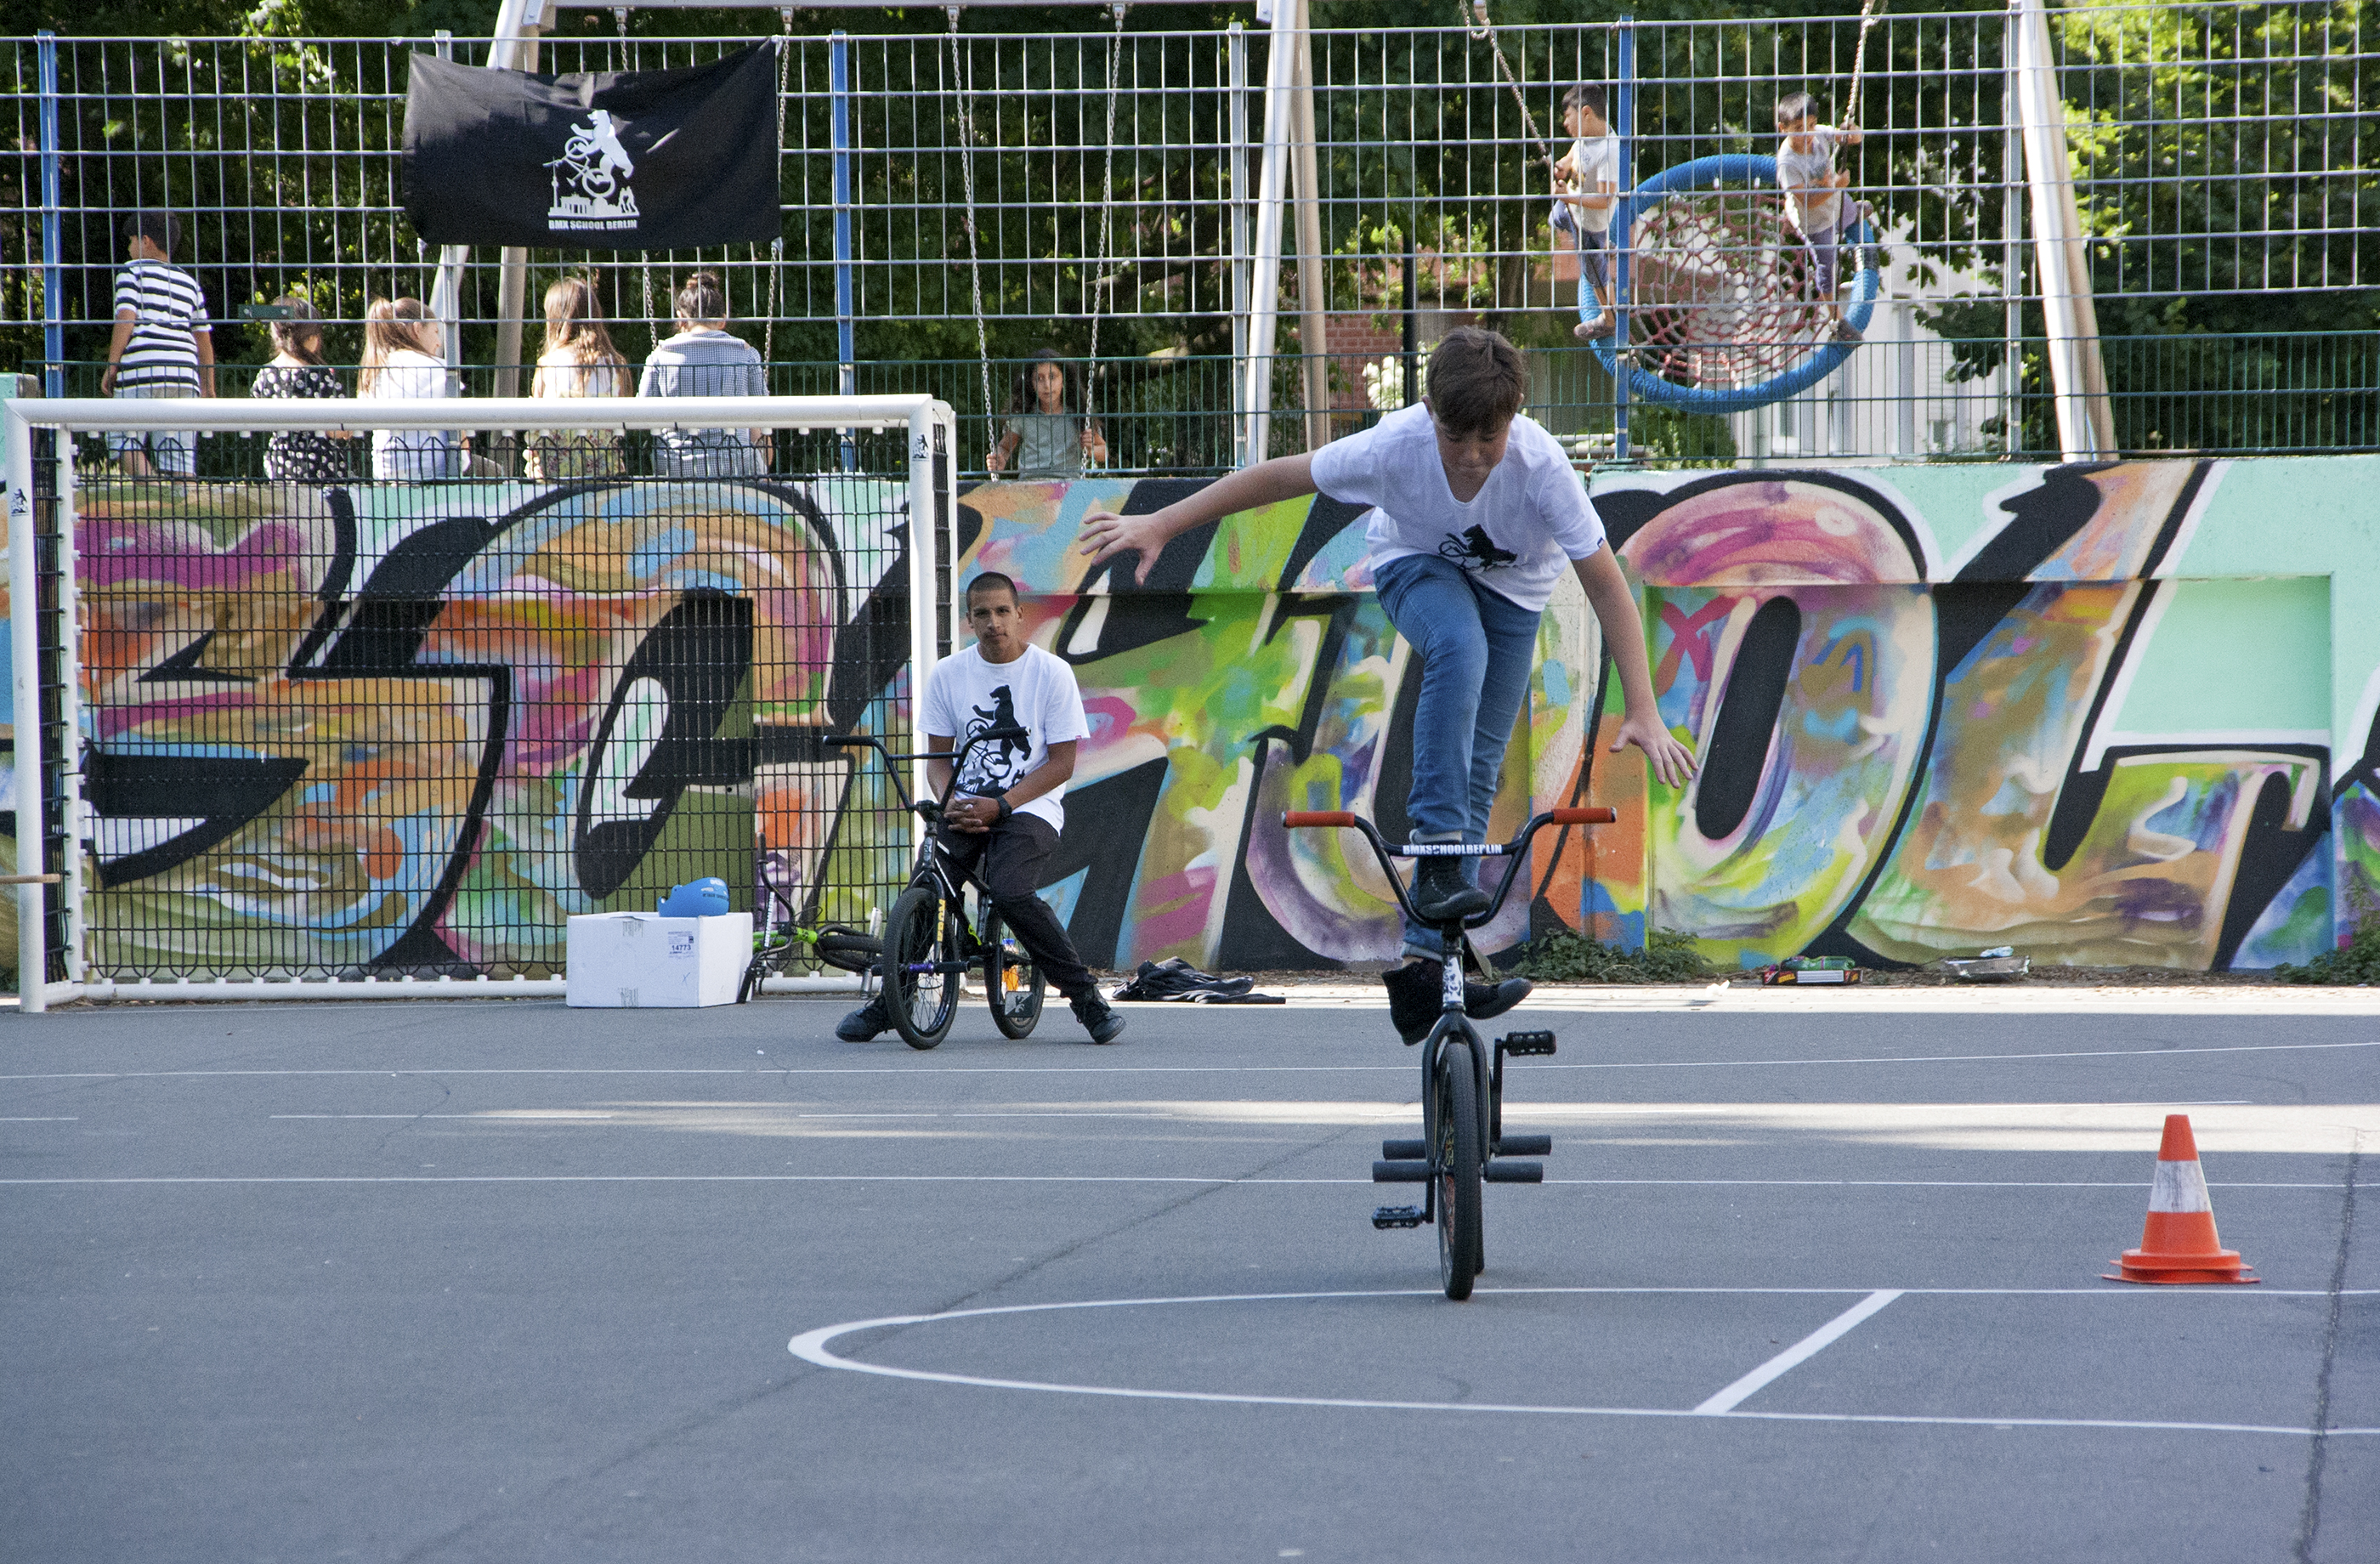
[37,32,62,400]
[1227,22,1250,465]
[6,400,46,1010]
[1612,15,1635,464]
[831,31,858,472]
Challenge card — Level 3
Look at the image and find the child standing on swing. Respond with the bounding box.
[1080,327,1695,1044]
[986,349,1108,479]
[1774,91,1870,343]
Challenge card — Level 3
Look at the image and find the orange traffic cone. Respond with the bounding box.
[2105,1114,2258,1284]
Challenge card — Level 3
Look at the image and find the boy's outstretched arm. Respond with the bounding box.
[1079,452,1318,585]
[1573,545,1697,788]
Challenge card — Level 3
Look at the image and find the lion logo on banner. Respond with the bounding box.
[547,110,640,232]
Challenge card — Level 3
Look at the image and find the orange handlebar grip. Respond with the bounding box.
[1282,811,1358,829]
[1548,807,1618,824]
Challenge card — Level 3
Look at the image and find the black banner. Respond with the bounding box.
[403,43,780,250]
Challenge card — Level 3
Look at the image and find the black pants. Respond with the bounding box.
[934,815,1097,1001]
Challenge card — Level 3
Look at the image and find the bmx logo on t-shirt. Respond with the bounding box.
[1438,524,1521,570]
[546,110,641,232]
[958,686,1032,798]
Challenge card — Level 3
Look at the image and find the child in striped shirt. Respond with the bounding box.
[100,212,213,478]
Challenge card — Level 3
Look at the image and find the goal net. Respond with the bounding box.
[1,393,957,1000]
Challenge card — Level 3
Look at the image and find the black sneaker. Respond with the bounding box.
[835,991,893,1041]
[1070,991,1126,1044]
[1383,960,1443,1044]
[1410,854,1489,921]
[1383,960,1535,1045]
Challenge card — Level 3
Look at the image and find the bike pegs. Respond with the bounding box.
[1496,1030,1557,1057]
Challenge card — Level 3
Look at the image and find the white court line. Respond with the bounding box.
[1692,1290,1903,1414]
[0,1116,77,1121]
[7,1040,2373,1082]
[785,1289,2380,1438]
[269,1112,616,1120]
[3,1175,2366,1190]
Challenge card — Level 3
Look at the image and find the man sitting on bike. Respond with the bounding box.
[1080,326,1695,1043]
[838,571,1126,1045]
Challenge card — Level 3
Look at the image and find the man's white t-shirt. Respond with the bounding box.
[920,643,1091,833]
[1308,404,1608,614]
[1567,133,1618,235]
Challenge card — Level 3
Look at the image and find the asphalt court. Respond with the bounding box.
[2,996,2372,1562]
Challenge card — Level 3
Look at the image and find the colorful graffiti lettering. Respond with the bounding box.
[3,451,2372,979]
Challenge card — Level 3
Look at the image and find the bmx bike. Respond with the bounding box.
[1283,804,1616,1300]
[826,727,1046,1050]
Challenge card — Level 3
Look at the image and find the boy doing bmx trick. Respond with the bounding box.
[1080,327,1694,1042]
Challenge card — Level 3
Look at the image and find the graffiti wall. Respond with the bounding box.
[955,457,2375,974]
[3,449,2372,978]
[2,467,924,980]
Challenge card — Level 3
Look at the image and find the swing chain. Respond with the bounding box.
[1083,3,1126,462]
[1841,0,1889,129]
[1462,0,1553,170]
[948,8,996,473]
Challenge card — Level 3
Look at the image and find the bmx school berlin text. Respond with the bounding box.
[3,454,2372,983]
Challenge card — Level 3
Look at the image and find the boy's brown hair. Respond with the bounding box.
[1425,326,1527,436]
[1775,91,1819,130]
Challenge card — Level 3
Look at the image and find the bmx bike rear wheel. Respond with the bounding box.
[885,884,960,1050]
[983,909,1045,1040]
[1434,1042,1483,1300]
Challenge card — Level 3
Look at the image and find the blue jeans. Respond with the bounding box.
[1374,553,1543,959]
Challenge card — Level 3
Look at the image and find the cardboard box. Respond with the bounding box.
[566,911,752,1008]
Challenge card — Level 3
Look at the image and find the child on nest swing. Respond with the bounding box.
[1774,90,1873,343]
[985,349,1108,479]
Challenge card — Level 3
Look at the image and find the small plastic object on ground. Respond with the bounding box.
[1758,955,1863,986]
[1940,947,2030,982]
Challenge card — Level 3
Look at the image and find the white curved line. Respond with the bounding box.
[786,1289,2380,1437]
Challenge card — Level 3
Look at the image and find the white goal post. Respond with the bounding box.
[1,392,960,1010]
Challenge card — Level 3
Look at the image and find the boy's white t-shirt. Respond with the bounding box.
[1567,134,1619,235]
[1776,128,1847,233]
[1308,404,1607,614]
[920,642,1091,833]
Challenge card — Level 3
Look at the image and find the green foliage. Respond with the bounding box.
[2270,911,2380,986]
[1511,926,1714,983]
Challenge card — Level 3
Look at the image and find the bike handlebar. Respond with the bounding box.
[824,727,1032,813]
[1280,804,1616,932]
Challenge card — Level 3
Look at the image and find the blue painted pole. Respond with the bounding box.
[38,31,63,400]
[830,31,857,470]
[1612,16,1634,464]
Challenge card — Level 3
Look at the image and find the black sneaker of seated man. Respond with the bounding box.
[835,988,894,1041]
[1382,958,1533,1046]
[1070,989,1126,1044]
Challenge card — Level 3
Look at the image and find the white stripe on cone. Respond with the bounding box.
[2148,1156,2213,1215]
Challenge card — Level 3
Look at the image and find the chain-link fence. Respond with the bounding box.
[1,5,2374,470]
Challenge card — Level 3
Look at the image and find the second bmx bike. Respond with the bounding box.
[828,727,1047,1050]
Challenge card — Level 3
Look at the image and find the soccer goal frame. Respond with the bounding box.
[1,391,960,1010]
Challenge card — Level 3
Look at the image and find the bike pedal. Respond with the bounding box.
[1493,1134,1552,1157]
[1372,1159,1431,1183]
[1482,1159,1544,1183]
[1380,1138,1426,1161]
[1497,1030,1557,1057]
[1372,1205,1426,1229]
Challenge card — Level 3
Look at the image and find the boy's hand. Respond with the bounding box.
[1611,710,1697,789]
[1080,507,1171,584]
[946,795,998,834]
[985,447,1007,474]
[100,366,117,394]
